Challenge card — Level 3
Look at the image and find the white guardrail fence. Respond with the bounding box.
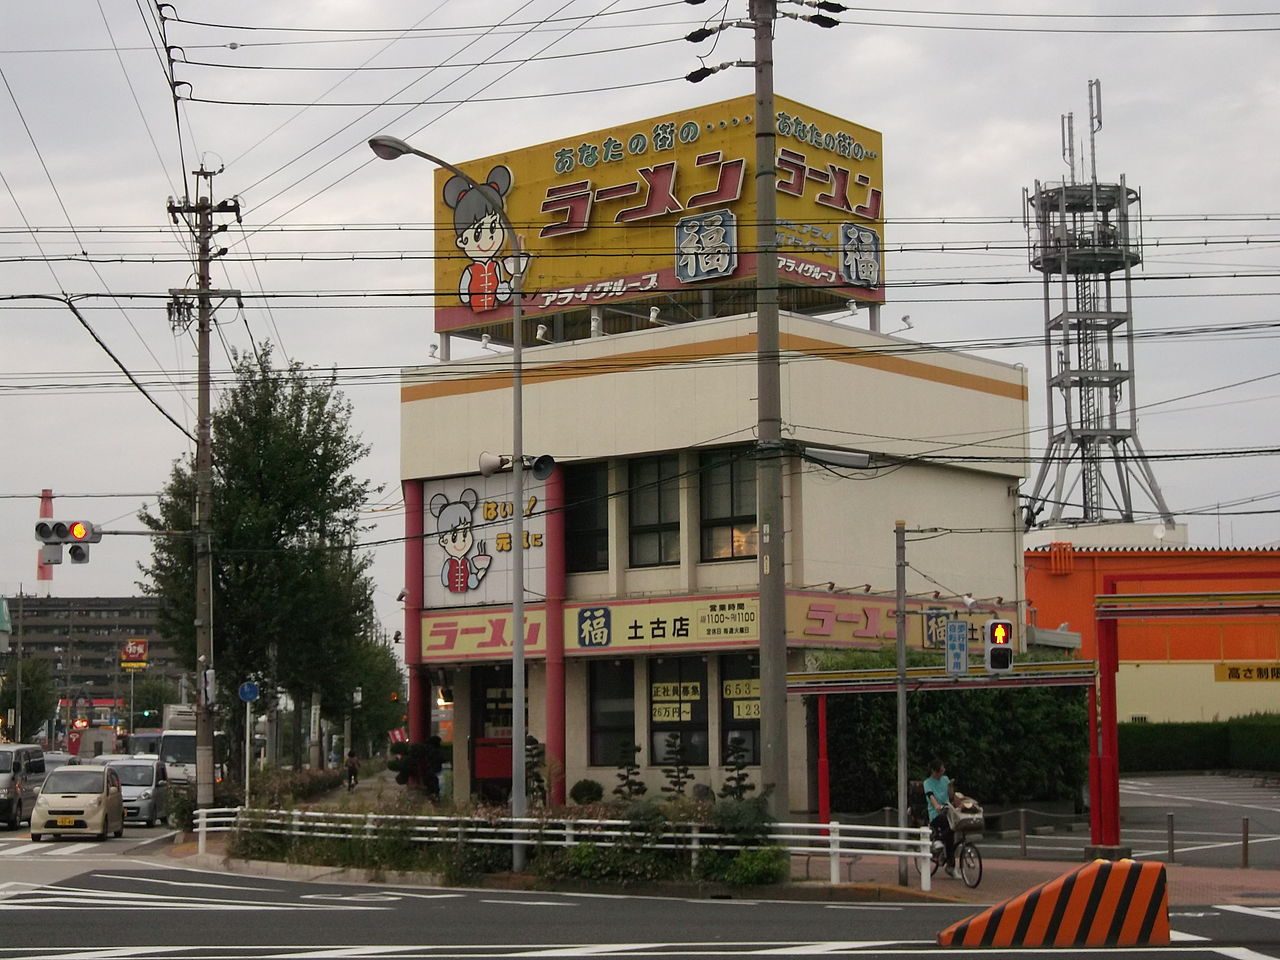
[194,807,935,890]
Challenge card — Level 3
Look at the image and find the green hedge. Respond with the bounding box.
[1118,714,1280,773]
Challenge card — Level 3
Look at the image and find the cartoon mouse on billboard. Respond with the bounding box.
[443,165,529,313]
[430,489,492,593]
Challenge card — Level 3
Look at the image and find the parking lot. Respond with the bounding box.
[972,772,1280,868]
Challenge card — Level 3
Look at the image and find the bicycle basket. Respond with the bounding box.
[946,796,984,833]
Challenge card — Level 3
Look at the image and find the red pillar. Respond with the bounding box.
[1088,683,1101,846]
[1098,615,1121,846]
[817,694,830,824]
[404,479,427,744]
[543,468,567,806]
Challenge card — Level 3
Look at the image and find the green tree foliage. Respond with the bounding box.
[0,657,56,741]
[818,647,1088,812]
[347,637,404,752]
[138,344,382,769]
[130,675,180,728]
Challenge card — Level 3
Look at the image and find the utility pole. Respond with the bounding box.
[167,168,240,807]
[751,0,789,819]
[894,521,908,886]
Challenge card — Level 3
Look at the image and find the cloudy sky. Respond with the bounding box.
[3,1,1278,638]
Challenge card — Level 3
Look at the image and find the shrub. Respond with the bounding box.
[723,847,789,886]
[536,842,681,885]
[720,736,755,800]
[710,794,773,844]
[569,778,605,805]
[660,732,692,797]
[613,743,647,800]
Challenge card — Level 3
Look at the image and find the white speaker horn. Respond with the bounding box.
[478,451,507,477]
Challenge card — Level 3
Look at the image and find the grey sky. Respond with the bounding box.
[3,1,1278,639]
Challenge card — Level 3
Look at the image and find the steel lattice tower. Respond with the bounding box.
[1023,81,1174,531]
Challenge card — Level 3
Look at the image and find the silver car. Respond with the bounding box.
[103,758,169,827]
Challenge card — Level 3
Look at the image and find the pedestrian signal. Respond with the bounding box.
[983,619,1014,673]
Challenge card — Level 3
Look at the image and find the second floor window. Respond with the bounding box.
[700,448,757,561]
[629,454,680,567]
[565,462,609,573]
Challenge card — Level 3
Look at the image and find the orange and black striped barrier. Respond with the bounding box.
[937,859,1169,948]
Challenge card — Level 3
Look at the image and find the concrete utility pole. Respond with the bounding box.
[894,521,909,886]
[167,169,240,807]
[751,0,790,819]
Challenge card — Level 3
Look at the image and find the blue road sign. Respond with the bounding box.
[946,620,969,675]
[238,680,260,703]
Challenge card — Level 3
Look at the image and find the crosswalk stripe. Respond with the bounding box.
[44,842,102,856]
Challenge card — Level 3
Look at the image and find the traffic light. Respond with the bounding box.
[34,519,102,565]
[983,619,1015,673]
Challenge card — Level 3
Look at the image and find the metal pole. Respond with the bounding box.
[894,520,908,886]
[752,0,790,821]
[1166,812,1175,862]
[510,261,528,871]
[1242,817,1250,868]
[14,591,22,743]
[366,135,529,868]
[245,700,252,807]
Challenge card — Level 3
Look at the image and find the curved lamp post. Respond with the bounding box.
[369,134,530,868]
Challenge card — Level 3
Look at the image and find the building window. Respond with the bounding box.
[719,653,761,765]
[649,656,708,766]
[565,462,609,573]
[700,448,757,561]
[629,454,680,567]
[589,659,635,766]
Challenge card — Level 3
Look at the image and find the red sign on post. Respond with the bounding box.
[120,637,148,672]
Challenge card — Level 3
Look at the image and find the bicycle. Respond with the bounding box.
[917,826,983,888]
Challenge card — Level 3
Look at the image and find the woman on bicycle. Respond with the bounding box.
[345,751,360,791]
[924,758,958,879]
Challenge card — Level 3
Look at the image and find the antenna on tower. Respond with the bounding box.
[1023,80,1174,534]
[1061,112,1076,184]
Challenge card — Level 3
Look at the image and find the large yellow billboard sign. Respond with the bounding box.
[433,94,883,334]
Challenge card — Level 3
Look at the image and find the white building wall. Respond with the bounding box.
[412,311,1029,811]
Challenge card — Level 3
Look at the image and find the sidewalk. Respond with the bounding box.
[169,830,1280,906]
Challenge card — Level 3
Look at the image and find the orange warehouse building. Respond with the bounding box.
[1025,545,1280,723]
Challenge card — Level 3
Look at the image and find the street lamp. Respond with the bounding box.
[369,134,531,869]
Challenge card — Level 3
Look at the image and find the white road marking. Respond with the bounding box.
[1121,785,1280,814]
[1169,930,1211,941]
[0,843,41,856]
[1217,904,1280,920]
[747,947,911,957]
[479,899,577,907]
[1210,948,1280,960]
[90,873,277,892]
[43,842,102,856]
[507,946,665,958]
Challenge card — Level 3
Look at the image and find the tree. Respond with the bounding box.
[131,675,181,728]
[816,647,1089,812]
[0,657,57,742]
[139,344,380,771]
[346,635,405,752]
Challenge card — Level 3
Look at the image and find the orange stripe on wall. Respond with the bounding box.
[779,333,1027,401]
[401,332,1026,404]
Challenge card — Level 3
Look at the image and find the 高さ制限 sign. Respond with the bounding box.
[432,94,883,333]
